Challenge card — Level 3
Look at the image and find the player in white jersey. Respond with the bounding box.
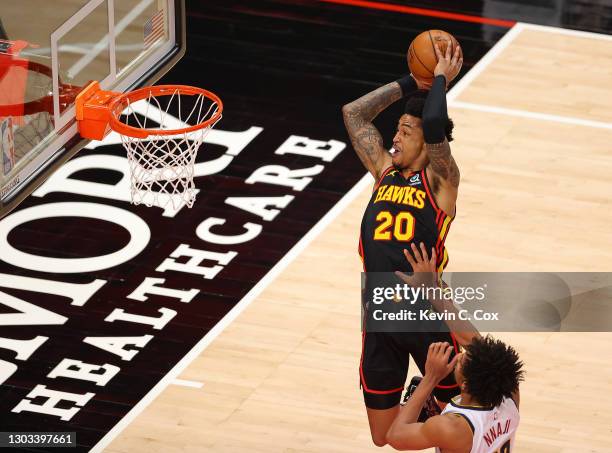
[439,390,519,453]
[386,337,524,452]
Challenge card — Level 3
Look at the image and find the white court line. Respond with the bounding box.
[519,22,612,41]
[447,23,523,103]
[450,101,612,130]
[448,22,612,130]
[90,21,524,453]
[172,379,204,389]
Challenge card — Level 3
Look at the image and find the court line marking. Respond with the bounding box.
[450,22,612,105]
[91,21,522,453]
[172,379,204,389]
[520,22,612,41]
[446,23,523,103]
[450,101,612,130]
[449,22,612,129]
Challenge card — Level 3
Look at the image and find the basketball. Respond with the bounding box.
[408,30,462,85]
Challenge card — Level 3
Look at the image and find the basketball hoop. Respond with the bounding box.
[76,81,223,209]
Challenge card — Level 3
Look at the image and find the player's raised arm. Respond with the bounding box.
[342,76,418,180]
[422,44,462,190]
[386,343,471,451]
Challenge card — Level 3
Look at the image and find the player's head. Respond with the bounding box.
[454,335,524,408]
[391,91,454,169]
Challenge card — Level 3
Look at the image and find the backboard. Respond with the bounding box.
[0,0,185,217]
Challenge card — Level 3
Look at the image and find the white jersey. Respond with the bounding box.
[436,396,520,453]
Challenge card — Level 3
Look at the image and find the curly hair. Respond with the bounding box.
[404,90,454,142]
[462,335,525,408]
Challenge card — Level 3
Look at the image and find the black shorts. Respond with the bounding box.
[360,330,460,410]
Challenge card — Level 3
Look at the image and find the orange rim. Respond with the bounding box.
[107,84,223,138]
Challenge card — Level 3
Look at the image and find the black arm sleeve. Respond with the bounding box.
[422,75,448,144]
[396,74,418,98]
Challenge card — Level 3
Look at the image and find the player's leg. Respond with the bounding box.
[365,406,399,447]
[360,331,409,446]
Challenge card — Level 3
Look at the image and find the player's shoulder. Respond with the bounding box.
[422,413,474,449]
[434,412,474,433]
[377,165,398,180]
[372,165,399,192]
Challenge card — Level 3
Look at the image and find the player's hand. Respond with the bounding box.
[424,342,459,383]
[433,43,462,88]
[394,242,437,288]
[411,73,432,91]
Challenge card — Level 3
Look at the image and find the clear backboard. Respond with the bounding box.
[0,0,185,217]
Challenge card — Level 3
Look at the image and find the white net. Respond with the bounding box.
[117,88,221,209]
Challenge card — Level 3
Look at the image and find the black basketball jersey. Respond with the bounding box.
[359,166,453,273]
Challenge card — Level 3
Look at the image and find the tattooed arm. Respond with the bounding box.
[341,81,402,180]
[426,138,460,188]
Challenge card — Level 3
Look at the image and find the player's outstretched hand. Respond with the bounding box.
[395,242,437,287]
[433,43,462,88]
[424,342,459,383]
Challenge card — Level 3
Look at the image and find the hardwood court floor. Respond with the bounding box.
[105,25,612,453]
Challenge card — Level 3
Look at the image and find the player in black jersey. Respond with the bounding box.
[342,44,463,446]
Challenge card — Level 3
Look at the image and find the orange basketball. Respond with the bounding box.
[408,30,462,85]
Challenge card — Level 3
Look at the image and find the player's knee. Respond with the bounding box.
[368,425,391,448]
[371,433,388,447]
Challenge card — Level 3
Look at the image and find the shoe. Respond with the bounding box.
[401,376,441,422]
